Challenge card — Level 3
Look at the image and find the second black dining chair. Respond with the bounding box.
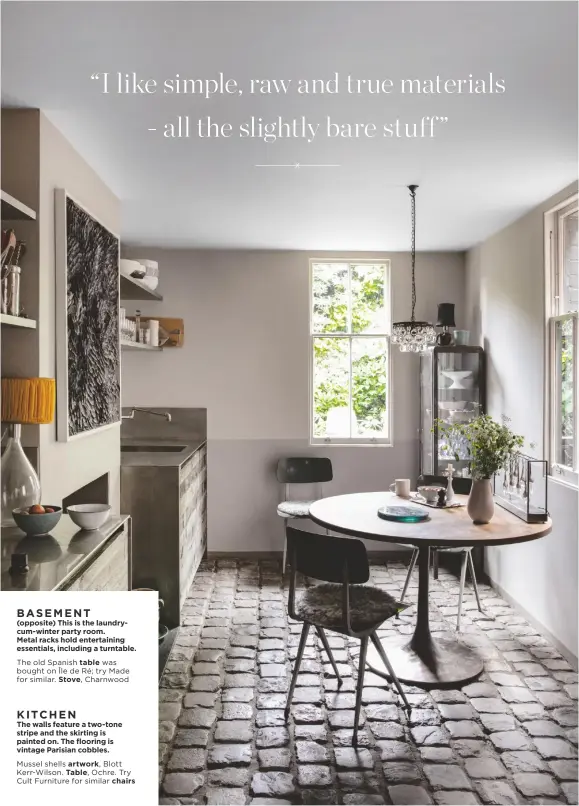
[276,457,333,571]
[284,526,410,745]
[400,475,483,631]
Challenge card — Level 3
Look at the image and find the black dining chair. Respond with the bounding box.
[401,475,483,630]
[284,526,410,745]
[276,457,333,570]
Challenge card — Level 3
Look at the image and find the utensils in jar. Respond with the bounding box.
[1,264,21,315]
[1,229,17,269]
[1,240,26,315]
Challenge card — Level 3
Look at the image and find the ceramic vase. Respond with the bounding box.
[467,478,494,524]
[1,424,41,526]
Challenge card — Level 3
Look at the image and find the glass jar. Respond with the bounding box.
[1,265,21,315]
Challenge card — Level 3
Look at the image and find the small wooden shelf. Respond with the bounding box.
[0,313,37,329]
[121,340,162,352]
[1,190,36,221]
[120,273,163,301]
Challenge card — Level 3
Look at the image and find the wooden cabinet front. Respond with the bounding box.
[62,524,130,592]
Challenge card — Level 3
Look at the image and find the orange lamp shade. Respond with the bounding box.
[1,377,56,424]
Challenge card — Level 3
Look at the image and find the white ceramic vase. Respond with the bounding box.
[1,424,41,526]
[467,479,494,524]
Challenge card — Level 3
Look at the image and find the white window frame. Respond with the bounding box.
[309,258,392,447]
[544,195,579,487]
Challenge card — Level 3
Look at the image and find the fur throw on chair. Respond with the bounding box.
[296,583,402,632]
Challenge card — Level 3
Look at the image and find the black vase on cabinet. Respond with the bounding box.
[419,346,486,490]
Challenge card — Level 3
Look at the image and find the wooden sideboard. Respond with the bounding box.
[121,442,207,628]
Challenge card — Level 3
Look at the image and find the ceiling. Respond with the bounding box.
[2,1,577,251]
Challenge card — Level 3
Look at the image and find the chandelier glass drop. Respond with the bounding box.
[391,184,437,353]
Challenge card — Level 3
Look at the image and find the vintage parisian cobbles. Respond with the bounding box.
[159,559,578,805]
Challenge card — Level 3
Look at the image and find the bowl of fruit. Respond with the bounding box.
[12,504,63,536]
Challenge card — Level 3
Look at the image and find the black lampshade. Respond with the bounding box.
[436,303,456,328]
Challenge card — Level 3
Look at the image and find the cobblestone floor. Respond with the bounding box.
[159,559,578,806]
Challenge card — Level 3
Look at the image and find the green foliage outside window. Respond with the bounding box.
[559,316,575,466]
[312,264,388,438]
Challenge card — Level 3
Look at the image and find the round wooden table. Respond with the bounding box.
[309,492,551,688]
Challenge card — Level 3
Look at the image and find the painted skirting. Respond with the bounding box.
[488,577,578,669]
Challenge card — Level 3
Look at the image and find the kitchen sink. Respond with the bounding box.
[121,445,187,453]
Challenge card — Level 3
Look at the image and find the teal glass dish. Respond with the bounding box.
[377,505,430,523]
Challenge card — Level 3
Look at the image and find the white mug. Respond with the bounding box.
[389,479,411,498]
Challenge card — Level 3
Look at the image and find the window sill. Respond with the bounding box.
[548,473,579,492]
[309,440,393,448]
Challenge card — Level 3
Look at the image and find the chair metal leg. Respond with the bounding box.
[285,622,310,718]
[456,551,468,632]
[467,551,483,613]
[315,626,342,685]
[353,636,368,746]
[369,632,411,712]
[433,549,439,580]
[401,548,418,602]
[281,521,288,574]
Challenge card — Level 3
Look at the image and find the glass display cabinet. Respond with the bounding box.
[419,346,486,482]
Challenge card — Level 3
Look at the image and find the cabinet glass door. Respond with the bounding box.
[420,352,434,475]
[434,348,484,478]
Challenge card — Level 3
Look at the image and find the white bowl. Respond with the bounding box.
[417,485,444,503]
[120,259,142,277]
[133,259,159,277]
[67,504,111,531]
[448,410,473,424]
[438,400,469,412]
[140,276,159,290]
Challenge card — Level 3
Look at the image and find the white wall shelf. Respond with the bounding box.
[121,340,162,352]
[0,313,37,329]
[1,190,37,221]
[120,273,163,301]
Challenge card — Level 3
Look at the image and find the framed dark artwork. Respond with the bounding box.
[55,190,120,441]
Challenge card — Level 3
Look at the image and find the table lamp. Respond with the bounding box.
[1,377,55,525]
[436,303,456,346]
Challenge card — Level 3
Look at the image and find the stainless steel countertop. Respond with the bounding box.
[1,514,129,592]
[120,438,206,468]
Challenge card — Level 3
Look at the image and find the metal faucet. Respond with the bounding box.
[122,407,172,422]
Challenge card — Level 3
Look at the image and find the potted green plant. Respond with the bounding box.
[435,414,524,524]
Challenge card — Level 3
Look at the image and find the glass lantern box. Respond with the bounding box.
[419,346,486,483]
[493,454,549,523]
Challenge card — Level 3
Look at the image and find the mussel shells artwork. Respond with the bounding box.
[55,190,120,441]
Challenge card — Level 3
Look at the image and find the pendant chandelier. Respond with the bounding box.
[391,185,437,353]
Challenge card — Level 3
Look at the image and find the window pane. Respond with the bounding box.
[563,212,578,314]
[351,264,388,334]
[312,263,348,334]
[352,337,388,436]
[555,317,575,467]
[312,337,351,437]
